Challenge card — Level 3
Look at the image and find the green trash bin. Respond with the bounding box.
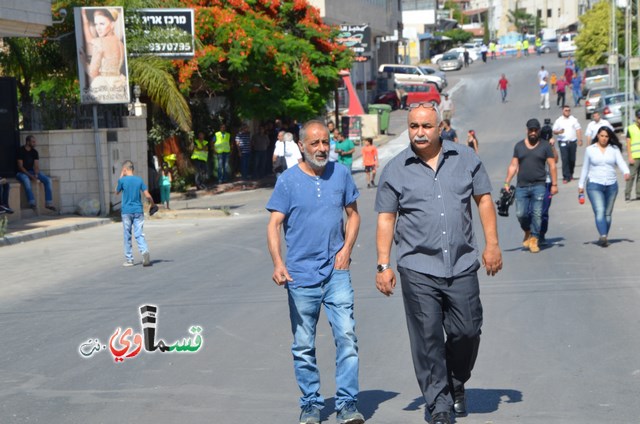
[368,103,392,134]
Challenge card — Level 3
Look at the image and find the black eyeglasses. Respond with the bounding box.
[408,101,439,111]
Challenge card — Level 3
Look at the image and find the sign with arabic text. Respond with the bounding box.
[337,24,371,56]
[78,304,203,363]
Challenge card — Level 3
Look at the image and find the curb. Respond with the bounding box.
[0,218,113,247]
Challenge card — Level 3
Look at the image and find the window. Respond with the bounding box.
[547,8,552,18]
[402,0,436,11]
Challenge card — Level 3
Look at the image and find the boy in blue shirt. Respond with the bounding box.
[116,160,155,267]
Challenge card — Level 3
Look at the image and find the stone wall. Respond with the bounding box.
[22,114,148,215]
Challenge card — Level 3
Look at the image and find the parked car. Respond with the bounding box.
[373,90,400,109]
[431,47,479,65]
[584,86,616,119]
[418,65,448,90]
[378,64,445,91]
[439,52,463,71]
[594,92,638,129]
[462,42,482,56]
[558,32,577,57]
[402,82,441,106]
[538,38,557,54]
[582,65,611,96]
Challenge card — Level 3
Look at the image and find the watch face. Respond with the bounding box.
[377,264,388,272]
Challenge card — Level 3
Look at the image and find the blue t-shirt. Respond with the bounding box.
[266,162,359,288]
[117,175,147,214]
[572,75,582,91]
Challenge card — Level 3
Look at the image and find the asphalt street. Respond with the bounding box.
[1,54,640,424]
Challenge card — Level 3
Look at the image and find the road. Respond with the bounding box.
[1,54,640,424]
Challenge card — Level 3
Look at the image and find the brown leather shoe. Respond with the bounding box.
[522,231,531,248]
[529,236,540,253]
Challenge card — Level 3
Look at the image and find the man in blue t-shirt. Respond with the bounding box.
[116,160,155,267]
[266,120,364,424]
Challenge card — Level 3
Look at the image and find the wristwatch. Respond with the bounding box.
[376,263,391,273]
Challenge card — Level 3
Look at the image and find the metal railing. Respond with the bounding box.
[20,99,130,131]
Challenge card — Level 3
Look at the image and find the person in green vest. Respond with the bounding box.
[191,132,209,189]
[489,41,496,60]
[535,36,542,56]
[515,40,522,58]
[214,124,231,183]
[335,131,355,172]
[625,110,640,201]
[522,38,529,56]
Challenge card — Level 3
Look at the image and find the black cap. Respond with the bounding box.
[526,118,541,129]
[635,109,640,118]
[544,118,551,124]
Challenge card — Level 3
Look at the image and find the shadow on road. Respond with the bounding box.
[322,389,399,421]
[403,387,523,416]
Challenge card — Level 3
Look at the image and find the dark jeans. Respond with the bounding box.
[239,153,251,180]
[193,160,208,187]
[253,150,268,179]
[624,159,640,199]
[557,91,565,107]
[559,141,577,181]
[216,153,229,182]
[398,264,482,415]
[0,182,9,207]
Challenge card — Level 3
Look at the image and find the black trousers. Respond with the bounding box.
[559,141,578,181]
[398,264,482,415]
[557,91,565,107]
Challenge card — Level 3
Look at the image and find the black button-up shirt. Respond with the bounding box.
[375,140,492,278]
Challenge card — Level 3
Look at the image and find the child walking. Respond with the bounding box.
[361,137,379,188]
[159,163,172,209]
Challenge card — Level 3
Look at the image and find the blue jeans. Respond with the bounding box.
[586,181,618,237]
[515,184,546,238]
[287,269,359,411]
[122,213,148,261]
[528,182,553,238]
[500,89,507,102]
[216,153,229,182]
[16,172,53,205]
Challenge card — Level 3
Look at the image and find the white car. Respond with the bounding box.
[431,47,479,65]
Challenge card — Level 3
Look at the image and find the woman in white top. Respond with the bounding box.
[578,126,630,246]
[272,132,302,177]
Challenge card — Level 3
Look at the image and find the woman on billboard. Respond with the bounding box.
[79,7,128,103]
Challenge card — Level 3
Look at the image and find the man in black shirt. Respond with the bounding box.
[16,135,56,211]
[503,119,558,253]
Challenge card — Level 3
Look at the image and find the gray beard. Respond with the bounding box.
[303,149,328,170]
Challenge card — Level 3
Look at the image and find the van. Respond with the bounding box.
[582,65,611,96]
[378,64,444,91]
[558,32,577,57]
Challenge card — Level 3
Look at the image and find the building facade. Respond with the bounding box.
[308,0,403,106]
[0,1,52,37]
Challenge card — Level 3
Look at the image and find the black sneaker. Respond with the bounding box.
[0,205,14,214]
[45,205,57,212]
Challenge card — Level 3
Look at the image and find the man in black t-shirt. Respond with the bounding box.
[503,118,558,253]
[16,135,56,211]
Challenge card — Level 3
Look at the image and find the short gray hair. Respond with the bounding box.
[299,119,328,143]
[284,132,294,142]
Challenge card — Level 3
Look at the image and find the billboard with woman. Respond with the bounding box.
[75,7,130,104]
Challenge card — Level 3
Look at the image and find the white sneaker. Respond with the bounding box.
[123,261,134,267]
[142,252,151,267]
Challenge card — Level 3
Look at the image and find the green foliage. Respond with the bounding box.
[507,5,536,33]
[576,2,623,68]
[438,29,473,44]
[443,1,468,24]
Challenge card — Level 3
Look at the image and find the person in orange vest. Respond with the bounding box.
[191,132,209,189]
[214,124,231,183]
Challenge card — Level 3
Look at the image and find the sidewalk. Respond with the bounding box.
[1,116,405,247]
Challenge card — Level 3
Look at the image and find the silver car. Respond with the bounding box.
[418,66,448,90]
[439,52,463,71]
[584,86,616,119]
[594,92,638,129]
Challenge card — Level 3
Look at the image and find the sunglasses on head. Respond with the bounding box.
[408,101,439,111]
